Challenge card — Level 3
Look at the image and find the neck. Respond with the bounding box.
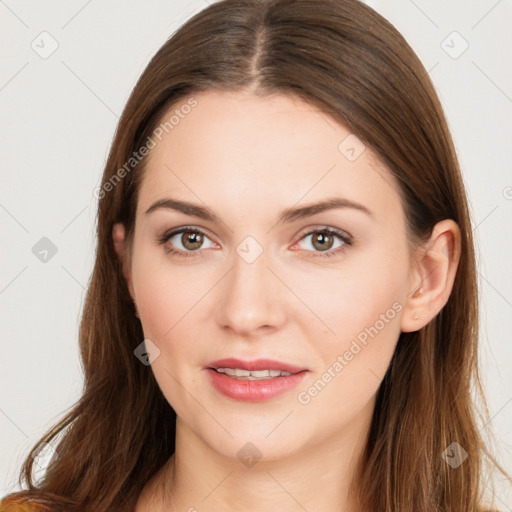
[143,403,373,512]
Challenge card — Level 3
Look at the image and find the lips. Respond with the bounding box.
[205,358,309,402]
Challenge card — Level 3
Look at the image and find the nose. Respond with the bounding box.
[215,240,287,337]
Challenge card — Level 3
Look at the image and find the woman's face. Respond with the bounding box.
[121,90,416,462]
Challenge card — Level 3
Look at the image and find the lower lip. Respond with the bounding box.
[206,369,308,402]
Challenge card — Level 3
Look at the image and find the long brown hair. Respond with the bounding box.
[2,0,510,510]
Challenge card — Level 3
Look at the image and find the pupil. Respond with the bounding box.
[184,232,202,249]
[314,233,332,251]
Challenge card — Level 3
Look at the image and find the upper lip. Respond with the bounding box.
[206,358,307,374]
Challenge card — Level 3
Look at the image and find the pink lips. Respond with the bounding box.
[205,358,308,402]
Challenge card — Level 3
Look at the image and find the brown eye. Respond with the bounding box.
[295,227,352,258]
[158,227,215,258]
[311,231,335,252]
[181,230,204,251]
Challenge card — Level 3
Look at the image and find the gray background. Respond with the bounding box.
[1,0,511,507]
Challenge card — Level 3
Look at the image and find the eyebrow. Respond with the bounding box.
[144,196,374,223]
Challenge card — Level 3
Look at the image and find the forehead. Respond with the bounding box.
[137,90,403,224]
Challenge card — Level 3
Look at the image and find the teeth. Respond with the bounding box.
[215,368,292,379]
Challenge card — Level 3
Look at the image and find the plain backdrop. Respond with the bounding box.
[1,0,511,507]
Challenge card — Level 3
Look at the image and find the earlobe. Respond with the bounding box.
[112,222,135,300]
[400,219,461,333]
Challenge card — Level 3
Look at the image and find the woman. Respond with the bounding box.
[1,0,509,510]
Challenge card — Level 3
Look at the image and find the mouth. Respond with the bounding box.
[205,358,308,402]
[206,357,307,375]
[212,367,294,380]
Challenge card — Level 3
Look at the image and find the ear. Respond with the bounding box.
[401,219,461,333]
[112,222,135,300]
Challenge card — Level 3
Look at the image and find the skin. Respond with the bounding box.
[113,90,460,512]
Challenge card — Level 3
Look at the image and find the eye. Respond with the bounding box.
[293,227,353,258]
[157,226,215,258]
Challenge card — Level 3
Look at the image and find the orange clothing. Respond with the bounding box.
[0,497,51,512]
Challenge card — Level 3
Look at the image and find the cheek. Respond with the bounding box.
[294,273,405,431]
[295,238,409,397]
[131,242,213,341]
[131,251,211,413]
[130,246,220,411]
[295,240,408,346]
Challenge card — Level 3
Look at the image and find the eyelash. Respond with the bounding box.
[157,225,353,259]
